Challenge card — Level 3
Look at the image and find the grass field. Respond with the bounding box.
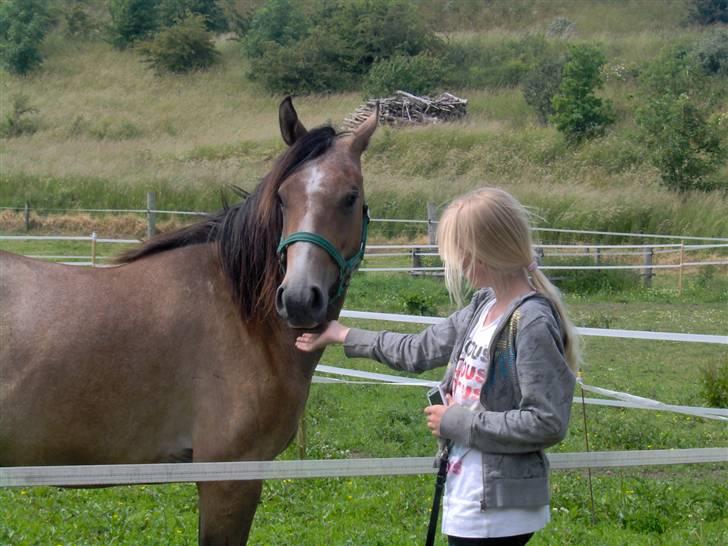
[0,268,726,545]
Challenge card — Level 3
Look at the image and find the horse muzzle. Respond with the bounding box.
[275,280,328,329]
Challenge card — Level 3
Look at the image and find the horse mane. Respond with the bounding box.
[116,125,339,325]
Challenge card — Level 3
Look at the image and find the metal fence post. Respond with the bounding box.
[146,192,157,239]
[643,246,654,288]
[427,202,437,245]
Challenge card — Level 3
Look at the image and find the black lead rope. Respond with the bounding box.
[425,445,449,546]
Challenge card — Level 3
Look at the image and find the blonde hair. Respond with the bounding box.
[437,187,580,372]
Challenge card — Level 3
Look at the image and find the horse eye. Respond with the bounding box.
[342,193,358,208]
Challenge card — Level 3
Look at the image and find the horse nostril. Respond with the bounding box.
[275,286,286,315]
[310,285,324,312]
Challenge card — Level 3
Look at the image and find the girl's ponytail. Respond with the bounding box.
[529,267,581,373]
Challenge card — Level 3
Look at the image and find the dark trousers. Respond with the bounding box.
[447,532,534,546]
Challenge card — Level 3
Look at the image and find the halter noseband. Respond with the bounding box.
[277,205,370,300]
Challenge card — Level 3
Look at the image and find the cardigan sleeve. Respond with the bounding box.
[342,298,479,373]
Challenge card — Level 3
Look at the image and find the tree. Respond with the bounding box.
[243,0,439,94]
[159,0,228,32]
[138,14,219,74]
[522,56,566,126]
[690,0,728,25]
[551,44,615,143]
[636,48,726,192]
[108,0,159,49]
[0,0,51,75]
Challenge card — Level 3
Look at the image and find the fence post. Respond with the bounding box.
[146,192,157,239]
[296,414,306,459]
[535,247,545,267]
[426,202,437,245]
[24,202,30,231]
[411,247,422,276]
[91,232,97,268]
[594,247,601,272]
[679,240,685,294]
[642,246,653,288]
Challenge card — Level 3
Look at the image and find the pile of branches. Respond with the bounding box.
[343,91,467,129]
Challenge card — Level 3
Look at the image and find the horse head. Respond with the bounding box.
[275,97,378,329]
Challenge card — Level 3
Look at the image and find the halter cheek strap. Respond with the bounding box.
[277,205,370,300]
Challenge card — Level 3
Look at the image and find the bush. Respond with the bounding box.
[522,56,566,125]
[159,0,228,32]
[693,28,728,75]
[0,94,40,138]
[547,17,576,39]
[442,34,562,89]
[65,5,95,40]
[551,43,615,143]
[138,14,219,74]
[636,48,727,192]
[108,0,159,49]
[700,359,728,408]
[362,54,444,98]
[689,0,728,25]
[0,0,51,75]
[243,0,440,94]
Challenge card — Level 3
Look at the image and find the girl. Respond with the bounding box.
[296,187,579,546]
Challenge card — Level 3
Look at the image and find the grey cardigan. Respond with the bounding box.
[343,289,576,509]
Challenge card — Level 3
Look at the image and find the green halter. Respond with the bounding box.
[277,205,370,300]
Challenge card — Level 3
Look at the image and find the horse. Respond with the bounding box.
[0,97,378,545]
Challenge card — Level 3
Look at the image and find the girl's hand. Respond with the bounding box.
[424,394,454,437]
[295,320,350,352]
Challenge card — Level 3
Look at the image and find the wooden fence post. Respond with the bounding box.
[296,414,306,459]
[643,246,654,288]
[91,232,97,268]
[24,202,30,231]
[679,240,685,294]
[411,247,422,275]
[426,202,437,245]
[146,192,157,239]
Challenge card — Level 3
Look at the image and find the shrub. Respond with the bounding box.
[138,14,219,74]
[443,34,562,89]
[243,0,440,94]
[65,4,96,40]
[551,44,615,143]
[689,0,728,25]
[159,0,228,32]
[547,17,576,39]
[693,28,728,75]
[0,94,40,138]
[0,0,51,75]
[108,0,159,49]
[700,359,728,408]
[636,48,727,192]
[522,56,566,125]
[362,54,444,98]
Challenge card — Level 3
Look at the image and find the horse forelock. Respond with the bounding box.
[117,125,340,327]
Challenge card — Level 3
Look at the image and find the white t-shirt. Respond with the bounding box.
[442,301,550,538]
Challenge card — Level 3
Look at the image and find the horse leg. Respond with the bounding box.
[197,480,263,546]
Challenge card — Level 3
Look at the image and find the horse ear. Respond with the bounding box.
[350,102,379,156]
[279,96,308,146]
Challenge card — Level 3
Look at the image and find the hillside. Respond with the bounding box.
[1,0,727,240]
